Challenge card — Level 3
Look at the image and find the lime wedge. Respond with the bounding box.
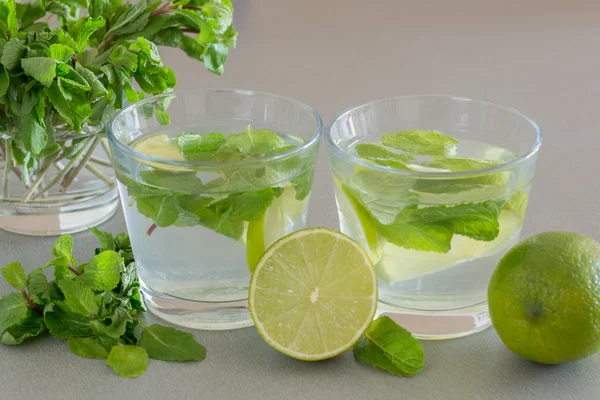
[132,133,190,171]
[246,214,266,273]
[249,228,377,360]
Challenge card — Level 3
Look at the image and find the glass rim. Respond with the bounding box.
[107,88,323,168]
[325,94,542,178]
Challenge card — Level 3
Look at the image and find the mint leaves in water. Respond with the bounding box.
[0,229,205,378]
[346,129,528,254]
[354,316,425,377]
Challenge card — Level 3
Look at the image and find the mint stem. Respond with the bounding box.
[146,224,157,236]
[68,263,82,276]
[21,289,43,316]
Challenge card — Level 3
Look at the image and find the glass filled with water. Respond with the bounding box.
[108,89,322,330]
[325,95,541,339]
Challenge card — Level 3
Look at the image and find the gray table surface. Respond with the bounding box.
[2,0,600,399]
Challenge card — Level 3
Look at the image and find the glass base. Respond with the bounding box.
[0,187,119,236]
[376,302,492,340]
[141,281,254,331]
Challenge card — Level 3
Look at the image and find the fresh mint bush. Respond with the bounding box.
[0,229,206,378]
[0,0,236,201]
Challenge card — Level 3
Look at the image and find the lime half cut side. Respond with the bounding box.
[132,133,191,171]
[249,228,378,361]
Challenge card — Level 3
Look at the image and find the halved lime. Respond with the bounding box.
[132,133,190,171]
[249,228,377,360]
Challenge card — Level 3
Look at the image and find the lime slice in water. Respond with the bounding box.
[133,133,190,171]
[249,228,378,360]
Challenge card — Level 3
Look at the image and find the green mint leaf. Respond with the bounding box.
[0,0,18,37]
[79,251,123,291]
[1,261,27,290]
[89,227,116,251]
[1,38,27,70]
[108,0,161,36]
[132,66,176,94]
[290,167,314,201]
[45,306,92,339]
[67,336,110,359]
[90,306,132,339]
[136,195,180,228]
[176,133,227,160]
[21,57,57,87]
[67,16,106,52]
[15,1,45,29]
[208,188,274,222]
[203,43,228,75]
[44,81,91,131]
[51,234,76,268]
[381,130,459,156]
[0,65,9,96]
[57,279,99,317]
[355,144,414,169]
[200,2,234,35]
[0,311,46,345]
[106,344,148,378]
[504,191,529,219]
[21,116,48,155]
[27,268,49,298]
[354,316,424,377]
[377,208,454,253]
[0,293,29,329]
[177,196,244,240]
[410,200,501,242]
[156,109,170,125]
[227,126,288,157]
[109,45,138,71]
[75,63,108,99]
[114,233,131,251]
[140,324,206,361]
[129,37,162,65]
[49,44,75,63]
[120,261,138,296]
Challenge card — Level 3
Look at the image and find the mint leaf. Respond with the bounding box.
[381,130,458,156]
[44,81,91,131]
[21,57,57,87]
[75,63,108,99]
[89,227,116,251]
[227,126,288,157]
[0,0,18,38]
[67,336,110,359]
[377,208,454,253]
[203,43,228,75]
[0,311,46,345]
[354,316,424,377]
[140,324,206,361]
[290,167,314,201]
[67,16,106,52]
[21,117,48,154]
[51,234,76,268]
[1,38,26,70]
[355,144,414,169]
[136,195,180,228]
[108,0,161,36]
[45,306,92,339]
[0,65,9,96]
[423,156,499,171]
[49,44,75,62]
[176,133,227,160]
[90,306,132,338]
[79,251,122,291]
[209,188,274,221]
[27,268,49,298]
[0,293,29,329]
[1,261,27,290]
[177,196,244,239]
[140,170,203,193]
[57,279,99,317]
[106,344,148,378]
[504,191,529,219]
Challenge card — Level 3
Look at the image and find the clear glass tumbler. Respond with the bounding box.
[325,95,541,339]
[108,89,322,330]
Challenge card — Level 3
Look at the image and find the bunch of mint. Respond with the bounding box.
[126,127,314,269]
[0,0,236,200]
[0,228,205,378]
[343,130,529,253]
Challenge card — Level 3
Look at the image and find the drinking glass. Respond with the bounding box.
[108,89,322,330]
[325,95,541,339]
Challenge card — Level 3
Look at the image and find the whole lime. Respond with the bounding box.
[488,231,600,364]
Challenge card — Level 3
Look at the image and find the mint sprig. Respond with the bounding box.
[0,229,206,378]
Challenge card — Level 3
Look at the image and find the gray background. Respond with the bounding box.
[1,0,600,398]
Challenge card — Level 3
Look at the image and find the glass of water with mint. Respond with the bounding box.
[108,89,322,330]
[325,95,541,339]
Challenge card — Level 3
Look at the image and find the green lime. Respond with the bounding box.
[488,231,600,364]
[249,228,378,360]
[246,214,266,273]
